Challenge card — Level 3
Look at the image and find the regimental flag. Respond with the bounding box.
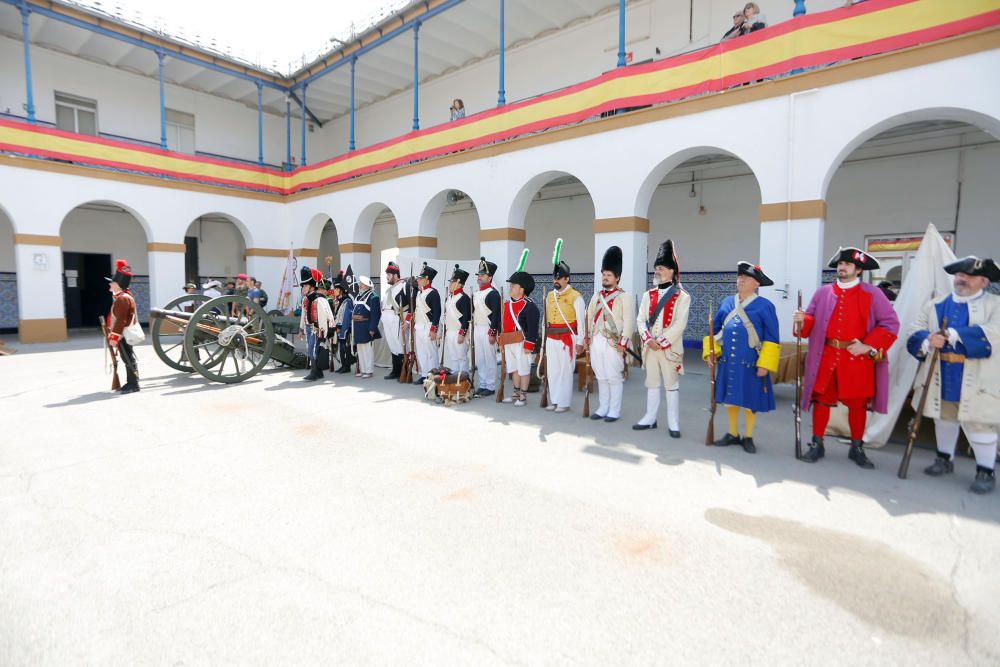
[276,247,298,314]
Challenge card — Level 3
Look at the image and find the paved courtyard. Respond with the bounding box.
[1,334,998,665]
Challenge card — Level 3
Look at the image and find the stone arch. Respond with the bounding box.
[184,212,250,283]
[419,189,480,259]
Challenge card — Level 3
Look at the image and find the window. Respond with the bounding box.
[54,92,98,136]
[165,109,196,154]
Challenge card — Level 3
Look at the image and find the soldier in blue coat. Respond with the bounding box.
[352,275,382,378]
[703,261,781,453]
[333,272,355,374]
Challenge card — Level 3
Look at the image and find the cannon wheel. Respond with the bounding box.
[151,294,211,372]
[184,295,275,383]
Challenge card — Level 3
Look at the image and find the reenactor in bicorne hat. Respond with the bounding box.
[332,271,355,373]
[299,265,335,382]
[381,262,408,380]
[444,265,472,373]
[411,263,442,384]
[634,240,690,437]
[793,246,899,468]
[543,239,587,413]
[907,256,1000,494]
[585,246,635,422]
[500,250,541,407]
[703,261,781,453]
[351,275,381,379]
[472,257,503,397]
[106,258,140,394]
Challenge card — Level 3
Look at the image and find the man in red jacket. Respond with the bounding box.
[106,258,140,394]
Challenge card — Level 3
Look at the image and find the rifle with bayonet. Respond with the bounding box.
[99,315,121,391]
[899,316,949,479]
[400,272,416,384]
[538,288,549,408]
[706,300,717,446]
[793,290,803,460]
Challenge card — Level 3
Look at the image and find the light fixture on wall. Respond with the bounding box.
[688,183,697,198]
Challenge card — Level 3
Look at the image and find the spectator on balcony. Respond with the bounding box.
[450,99,466,121]
[722,12,745,41]
[741,3,767,34]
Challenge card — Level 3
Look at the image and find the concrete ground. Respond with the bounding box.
[1,333,999,665]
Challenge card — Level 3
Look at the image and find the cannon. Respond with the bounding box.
[150,294,306,383]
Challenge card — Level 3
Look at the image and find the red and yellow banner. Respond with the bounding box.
[1,0,997,196]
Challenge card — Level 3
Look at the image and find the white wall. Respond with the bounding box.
[437,206,479,260]
[318,220,341,273]
[370,218,398,277]
[184,218,246,278]
[61,207,148,273]
[523,188,596,275]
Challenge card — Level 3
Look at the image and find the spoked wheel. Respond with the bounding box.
[184,295,274,383]
[151,294,210,372]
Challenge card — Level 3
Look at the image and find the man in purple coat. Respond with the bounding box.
[792,247,899,468]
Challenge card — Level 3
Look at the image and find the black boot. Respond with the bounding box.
[303,365,322,381]
[924,454,954,477]
[713,433,742,447]
[971,467,996,495]
[741,437,757,454]
[118,382,140,394]
[848,440,874,469]
[385,354,402,380]
[800,436,825,463]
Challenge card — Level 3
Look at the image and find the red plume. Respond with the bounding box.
[310,268,323,283]
[115,259,133,276]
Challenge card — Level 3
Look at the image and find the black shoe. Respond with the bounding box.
[801,436,825,463]
[632,421,657,431]
[669,429,681,439]
[741,437,757,454]
[924,456,954,477]
[713,433,742,447]
[303,367,321,381]
[475,388,495,397]
[848,440,874,469]
[384,372,399,380]
[413,377,426,385]
[603,416,619,423]
[335,366,351,374]
[118,384,139,394]
[590,413,606,421]
[971,468,996,495]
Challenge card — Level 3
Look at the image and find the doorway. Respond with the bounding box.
[63,252,111,329]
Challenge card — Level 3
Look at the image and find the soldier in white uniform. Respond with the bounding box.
[543,238,587,413]
[443,265,472,373]
[634,240,691,437]
[585,246,636,422]
[380,261,408,380]
[411,263,442,384]
[907,256,1000,494]
[472,257,502,397]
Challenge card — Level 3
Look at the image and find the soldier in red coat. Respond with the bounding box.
[106,259,140,394]
[793,247,899,468]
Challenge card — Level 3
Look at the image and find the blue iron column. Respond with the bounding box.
[19,0,35,123]
[497,0,506,106]
[412,20,421,131]
[617,0,626,67]
[300,83,308,166]
[285,95,292,171]
[256,81,264,165]
[793,1,807,17]
[157,49,166,148]
[349,56,357,151]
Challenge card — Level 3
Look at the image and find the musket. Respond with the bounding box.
[496,297,507,404]
[794,290,803,460]
[538,288,549,408]
[400,270,416,384]
[583,314,593,418]
[706,300,717,446]
[98,315,121,391]
[468,287,477,383]
[899,316,949,479]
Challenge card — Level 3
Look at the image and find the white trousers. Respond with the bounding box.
[381,310,403,355]
[414,323,438,377]
[444,330,470,373]
[545,337,576,409]
[934,420,998,470]
[590,335,625,419]
[357,342,374,374]
[474,325,498,390]
[504,343,532,377]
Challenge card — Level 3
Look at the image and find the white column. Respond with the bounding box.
[14,237,67,342]
[338,247,372,279]
[147,247,186,308]
[758,208,825,335]
[592,218,649,303]
[479,229,525,287]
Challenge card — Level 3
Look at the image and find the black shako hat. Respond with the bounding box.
[601,246,623,279]
[737,261,774,287]
[476,256,498,278]
[106,258,133,289]
[654,240,680,284]
[418,263,438,283]
[828,246,880,271]
[450,264,469,285]
[945,256,1000,282]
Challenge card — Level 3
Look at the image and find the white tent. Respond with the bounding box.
[865,223,956,446]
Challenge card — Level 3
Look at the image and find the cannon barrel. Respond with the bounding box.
[149,307,192,321]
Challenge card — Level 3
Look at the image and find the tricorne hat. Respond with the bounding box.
[944,256,999,282]
[737,260,774,287]
[828,246,879,271]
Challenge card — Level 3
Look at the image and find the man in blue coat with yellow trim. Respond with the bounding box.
[704,261,781,453]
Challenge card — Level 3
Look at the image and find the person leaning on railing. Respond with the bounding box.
[740,2,767,35]
[721,11,745,41]
[449,99,466,121]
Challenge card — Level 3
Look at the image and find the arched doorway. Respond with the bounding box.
[825,117,1000,291]
[514,172,596,302]
[59,201,150,328]
[0,205,16,333]
[352,203,399,290]
[420,189,480,261]
[638,149,763,344]
[183,213,249,287]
